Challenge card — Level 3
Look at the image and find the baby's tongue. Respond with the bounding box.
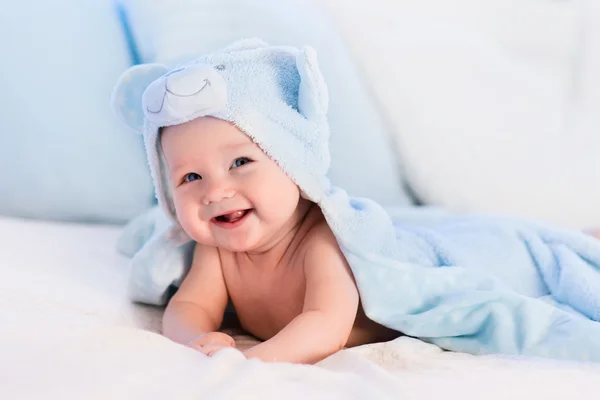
[223,210,245,222]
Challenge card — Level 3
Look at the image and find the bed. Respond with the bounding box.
[2,215,600,399]
[3,0,600,397]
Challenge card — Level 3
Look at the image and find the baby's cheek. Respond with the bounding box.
[172,196,205,242]
[180,217,213,246]
[260,182,299,217]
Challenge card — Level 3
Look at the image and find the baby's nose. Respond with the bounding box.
[202,184,236,205]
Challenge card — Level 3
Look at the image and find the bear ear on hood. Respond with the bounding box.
[110,63,170,132]
[296,46,329,121]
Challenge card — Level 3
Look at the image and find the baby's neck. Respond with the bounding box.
[239,199,317,269]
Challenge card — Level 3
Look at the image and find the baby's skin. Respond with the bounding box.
[160,116,398,364]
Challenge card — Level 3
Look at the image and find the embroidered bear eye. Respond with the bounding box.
[215,64,226,71]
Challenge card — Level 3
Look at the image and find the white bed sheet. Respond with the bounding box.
[2,215,600,399]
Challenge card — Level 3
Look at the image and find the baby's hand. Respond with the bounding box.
[187,332,236,356]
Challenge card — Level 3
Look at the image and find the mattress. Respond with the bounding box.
[2,215,600,399]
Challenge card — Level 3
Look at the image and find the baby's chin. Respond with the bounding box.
[216,229,265,251]
[187,231,258,253]
[182,219,276,253]
[214,232,276,254]
[217,243,253,253]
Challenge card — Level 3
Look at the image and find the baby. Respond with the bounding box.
[160,115,398,364]
[106,37,402,365]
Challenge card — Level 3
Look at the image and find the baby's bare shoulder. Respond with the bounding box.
[300,218,349,275]
[299,214,359,318]
[302,217,338,251]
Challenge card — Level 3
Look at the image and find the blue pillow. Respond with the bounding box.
[0,0,154,223]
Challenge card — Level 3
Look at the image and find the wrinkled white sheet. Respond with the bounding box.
[1,216,600,399]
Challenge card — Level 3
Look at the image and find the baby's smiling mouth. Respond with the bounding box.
[212,209,252,224]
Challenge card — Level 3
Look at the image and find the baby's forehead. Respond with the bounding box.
[160,117,262,157]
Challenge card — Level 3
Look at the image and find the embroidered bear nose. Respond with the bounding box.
[142,63,228,123]
[165,67,212,97]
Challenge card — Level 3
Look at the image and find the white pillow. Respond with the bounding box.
[577,0,600,129]
[119,0,414,207]
[318,1,600,229]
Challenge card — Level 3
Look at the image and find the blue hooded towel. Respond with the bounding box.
[111,39,600,362]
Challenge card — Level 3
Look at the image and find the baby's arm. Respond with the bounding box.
[162,243,232,351]
[243,224,359,364]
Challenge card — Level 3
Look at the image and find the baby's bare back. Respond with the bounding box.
[219,210,399,347]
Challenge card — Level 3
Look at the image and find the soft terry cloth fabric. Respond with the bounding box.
[0,0,154,223]
[112,39,600,362]
[119,0,413,207]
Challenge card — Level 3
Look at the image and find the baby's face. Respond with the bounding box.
[161,117,303,252]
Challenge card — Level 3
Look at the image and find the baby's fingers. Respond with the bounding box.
[198,344,231,357]
[189,332,235,348]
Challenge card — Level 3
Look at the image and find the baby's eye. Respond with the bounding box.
[183,172,202,183]
[231,157,252,169]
